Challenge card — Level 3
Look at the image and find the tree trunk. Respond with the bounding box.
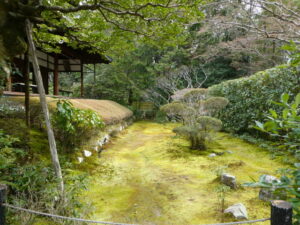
[80,61,84,97]
[25,19,64,193]
[128,88,133,105]
[190,134,206,150]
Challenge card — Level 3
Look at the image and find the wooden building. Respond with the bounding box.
[9,44,111,97]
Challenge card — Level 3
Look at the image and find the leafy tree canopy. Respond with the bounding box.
[0,0,205,59]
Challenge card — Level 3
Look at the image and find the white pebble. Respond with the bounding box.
[208,153,217,158]
[78,157,84,163]
[84,150,92,157]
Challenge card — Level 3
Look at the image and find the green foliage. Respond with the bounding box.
[7,163,89,225]
[0,130,23,177]
[0,121,89,224]
[182,88,208,102]
[254,93,300,159]
[153,110,168,123]
[194,57,243,88]
[53,100,104,152]
[161,88,228,150]
[245,93,300,224]
[72,44,161,105]
[62,41,245,109]
[282,41,300,67]
[209,65,300,133]
[173,125,206,150]
[244,164,300,225]
[198,116,223,131]
[1,0,204,58]
[215,184,231,221]
[1,0,206,95]
[203,97,229,116]
[173,116,222,150]
[160,102,186,119]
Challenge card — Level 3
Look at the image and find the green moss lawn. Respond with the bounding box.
[73,121,287,225]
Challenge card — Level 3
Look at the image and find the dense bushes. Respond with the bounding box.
[0,129,22,175]
[209,65,300,133]
[245,94,300,224]
[254,93,300,159]
[53,100,105,153]
[0,121,89,225]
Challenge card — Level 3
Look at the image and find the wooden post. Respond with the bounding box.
[0,184,7,225]
[271,200,293,225]
[23,51,30,127]
[53,55,59,95]
[80,61,84,97]
[41,68,49,95]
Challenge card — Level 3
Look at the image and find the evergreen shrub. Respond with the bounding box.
[209,65,300,133]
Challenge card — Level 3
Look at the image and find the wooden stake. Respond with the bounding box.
[25,19,64,194]
[271,200,293,225]
[0,184,7,225]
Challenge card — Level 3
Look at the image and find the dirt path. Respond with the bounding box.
[81,122,285,225]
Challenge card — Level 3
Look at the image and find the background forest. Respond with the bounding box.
[60,0,299,109]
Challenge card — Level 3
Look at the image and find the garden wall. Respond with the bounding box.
[209,65,300,133]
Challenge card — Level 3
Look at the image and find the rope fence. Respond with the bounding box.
[3,203,270,225]
[0,185,293,225]
[200,218,270,225]
[3,203,136,225]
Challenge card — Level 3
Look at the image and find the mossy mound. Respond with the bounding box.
[76,121,287,225]
[8,96,133,124]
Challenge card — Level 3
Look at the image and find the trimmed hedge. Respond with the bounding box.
[209,65,300,133]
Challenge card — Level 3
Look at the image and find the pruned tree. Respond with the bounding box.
[161,88,229,150]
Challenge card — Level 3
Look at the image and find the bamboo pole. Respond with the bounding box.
[25,19,64,193]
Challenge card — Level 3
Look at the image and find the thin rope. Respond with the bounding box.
[199,218,270,225]
[3,203,270,225]
[3,203,137,225]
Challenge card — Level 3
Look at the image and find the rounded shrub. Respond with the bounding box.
[162,88,229,150]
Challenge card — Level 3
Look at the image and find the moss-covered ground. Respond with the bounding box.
[78,121,287,225]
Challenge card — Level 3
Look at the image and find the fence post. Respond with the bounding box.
[271,200,292,225]
[0,184,7,225]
